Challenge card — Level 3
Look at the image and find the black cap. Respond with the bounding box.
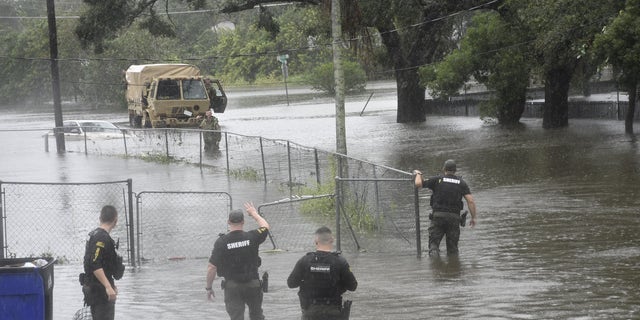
[443,159,456,172]
[228,209,244,223]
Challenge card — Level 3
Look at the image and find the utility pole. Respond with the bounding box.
[332,0,347,155]
[46,0,65,153]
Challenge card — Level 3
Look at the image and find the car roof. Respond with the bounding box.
[64,120,118,127]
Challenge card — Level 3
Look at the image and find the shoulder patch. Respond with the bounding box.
[96,241,105,248]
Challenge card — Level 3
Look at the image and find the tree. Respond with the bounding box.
[421,10,532,125]
[593,0,640,134]
[358,0,498,123]
[512,0,622,128]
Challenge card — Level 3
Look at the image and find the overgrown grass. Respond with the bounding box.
[137,152,182,164]
[297,158,379,233]
[228,167,261,182]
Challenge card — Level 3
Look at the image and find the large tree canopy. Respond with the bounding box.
[510,0,622,128]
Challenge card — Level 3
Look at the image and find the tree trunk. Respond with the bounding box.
[625,83,637,134]
[496,96,525,125]
[396,68,426,123]
[543,66,572,128]
[378,27,427,123]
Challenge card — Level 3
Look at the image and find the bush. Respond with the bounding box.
[304,60,367,95]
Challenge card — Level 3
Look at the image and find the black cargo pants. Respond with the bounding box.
[428,211,461,256]
[224,279,265,320]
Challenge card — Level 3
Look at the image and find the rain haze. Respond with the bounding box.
[1,82,639,319]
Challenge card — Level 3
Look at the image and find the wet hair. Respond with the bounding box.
[315,226,334,245]
[100,205,118,223]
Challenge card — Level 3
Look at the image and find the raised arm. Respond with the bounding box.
[244,202,269,229]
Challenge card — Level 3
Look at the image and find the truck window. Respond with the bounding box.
[182,79,207,100]
[157,80,181,100]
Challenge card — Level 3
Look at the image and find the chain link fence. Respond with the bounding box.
[0,180,134,263]
[134,191,232,264]
[24,127,425,261]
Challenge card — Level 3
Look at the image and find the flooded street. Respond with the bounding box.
[1,82,639,319]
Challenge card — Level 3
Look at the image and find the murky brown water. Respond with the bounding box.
[1,82,639,319]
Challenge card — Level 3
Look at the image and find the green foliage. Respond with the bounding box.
[138,152,180,164]
[210,26,279,83]
[593,0,640,88]
[421,11,530,124]
[297,156,378,233]
[303,60,367,95]
[228,167,261,182]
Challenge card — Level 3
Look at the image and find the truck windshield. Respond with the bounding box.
[157,80,181,100]
[182,79,207,100]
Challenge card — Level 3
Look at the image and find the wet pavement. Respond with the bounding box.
[1,82,639,319]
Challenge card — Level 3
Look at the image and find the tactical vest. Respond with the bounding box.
[217,235,260,282]
[300,252,341,302]
[431,176,465,213]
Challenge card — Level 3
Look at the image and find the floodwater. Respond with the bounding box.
[1,81,639,319]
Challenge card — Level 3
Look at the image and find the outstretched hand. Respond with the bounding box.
[244,202,258,216]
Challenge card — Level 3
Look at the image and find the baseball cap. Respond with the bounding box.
[228,209,244,223]
[443,159,456,172]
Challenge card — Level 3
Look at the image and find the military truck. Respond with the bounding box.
[125,64,227,128]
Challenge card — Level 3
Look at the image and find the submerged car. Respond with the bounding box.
[46,120,131,140]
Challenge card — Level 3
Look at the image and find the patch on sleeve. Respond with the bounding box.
[257,227,267,234]
[96,241,105,248]
[92,247,101,262]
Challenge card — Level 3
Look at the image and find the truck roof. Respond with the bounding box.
[125,64,201,85]
[125,64,203,101]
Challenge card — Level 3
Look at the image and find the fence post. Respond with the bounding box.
[0,180,4,259]
[224,132,230,174]
[127,179,136,267]
[83,131,88,155]
[314,149,321,186]
[287,141,292,197]
[199,131,203,168]
[335,176,341,252]
[414,183,422,258]
[164,129,169,158]
[122,131,128,157]
[260,137,267,183]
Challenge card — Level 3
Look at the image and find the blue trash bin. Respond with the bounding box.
[0,257,55,320]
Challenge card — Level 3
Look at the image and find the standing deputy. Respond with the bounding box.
[414,159,477,256]
[81,205,125,320]
[287,226,358,320]
[206,202,270,320]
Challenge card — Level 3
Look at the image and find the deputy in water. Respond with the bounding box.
[206,202,270,320]
[414,159,477,256]
[287,226,358,320]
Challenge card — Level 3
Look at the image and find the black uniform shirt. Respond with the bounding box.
[423,174,471,213]
[209,227,269,282]
[287,251,358,301]
[83,227,117,281]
